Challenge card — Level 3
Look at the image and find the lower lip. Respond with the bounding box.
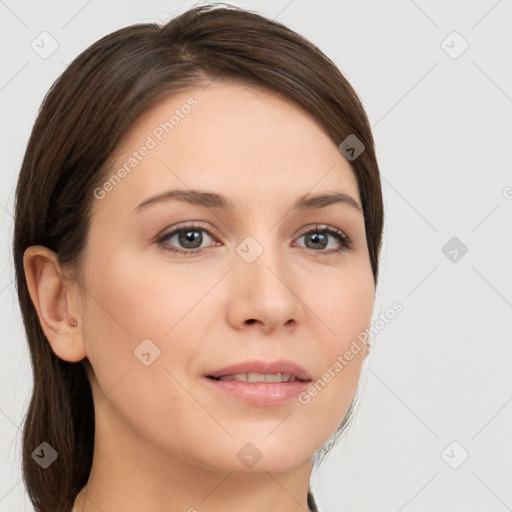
[204,377,310,406]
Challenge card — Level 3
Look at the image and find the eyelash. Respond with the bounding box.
[156,222,353,257]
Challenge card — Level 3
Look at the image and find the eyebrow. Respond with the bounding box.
[132,189,362,214]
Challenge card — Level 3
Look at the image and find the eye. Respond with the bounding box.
[293,225,352,255]
[156,222,218,256]
[156,222,352,257]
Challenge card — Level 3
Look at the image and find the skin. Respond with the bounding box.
[23,81,375,512]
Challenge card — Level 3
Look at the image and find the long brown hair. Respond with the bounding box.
[13,4,384,511]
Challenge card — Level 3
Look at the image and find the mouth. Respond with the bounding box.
[203,359,312,406]
[205,359,312,382]
[206,373,308,383]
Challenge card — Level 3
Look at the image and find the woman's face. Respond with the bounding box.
[80,81,375,475]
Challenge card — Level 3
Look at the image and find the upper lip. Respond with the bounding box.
[205,359,312,381]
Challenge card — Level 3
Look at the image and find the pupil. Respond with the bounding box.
[179,229,202,248]
[308,232,327,249]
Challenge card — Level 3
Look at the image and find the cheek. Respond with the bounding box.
[83,247,215,342]
[305,262,375,350]
[79,249,213,443]
[297,266,374,425]
[80,247,220,401]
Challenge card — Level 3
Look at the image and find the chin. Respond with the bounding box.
[204,431,318,476]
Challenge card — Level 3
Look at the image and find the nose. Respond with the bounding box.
[225,236,305,335]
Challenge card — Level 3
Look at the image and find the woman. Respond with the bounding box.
[14,4,383,511]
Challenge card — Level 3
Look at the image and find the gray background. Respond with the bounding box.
[1,1,511,511]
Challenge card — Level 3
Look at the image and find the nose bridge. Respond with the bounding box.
[228,230,303,331]
[235,231,284,285]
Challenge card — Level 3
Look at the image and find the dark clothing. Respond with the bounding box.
[307,489,319,512]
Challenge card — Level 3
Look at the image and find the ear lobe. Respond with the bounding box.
[23,245,86,362]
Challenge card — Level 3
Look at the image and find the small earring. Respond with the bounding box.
[72,320,78,327]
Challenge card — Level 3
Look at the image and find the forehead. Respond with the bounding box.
[94,81,361,216]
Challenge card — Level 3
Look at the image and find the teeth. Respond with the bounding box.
[248,372,266,382]
[217,373,297,383]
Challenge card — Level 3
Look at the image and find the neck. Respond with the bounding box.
[72,402,315,512]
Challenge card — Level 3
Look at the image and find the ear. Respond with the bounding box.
[23,245,86,362]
